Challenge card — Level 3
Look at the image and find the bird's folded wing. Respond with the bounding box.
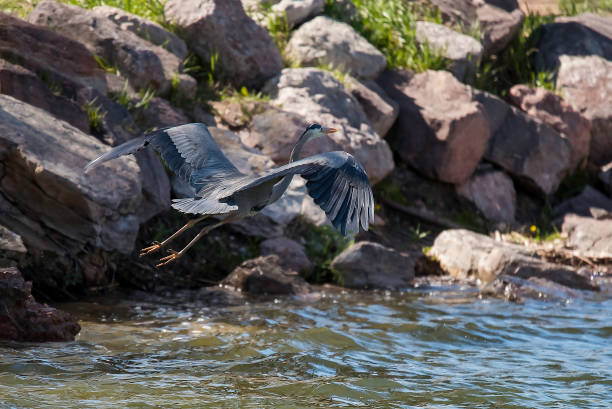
[84,123,244,190]
[225,151,375,235]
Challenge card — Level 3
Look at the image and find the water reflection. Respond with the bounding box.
[1,289,611,408]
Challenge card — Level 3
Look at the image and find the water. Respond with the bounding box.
[1,287,611,408]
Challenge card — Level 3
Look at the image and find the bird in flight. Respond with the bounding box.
[85,123,374,266]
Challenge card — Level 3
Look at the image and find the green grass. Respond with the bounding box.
[559,0,612,14]
[287,217,353,285]
[472,13,556,96]
[324,0,450,72]
[3,0,168,24]
[82,97,106,134]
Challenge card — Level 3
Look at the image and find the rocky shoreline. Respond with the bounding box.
[1,0,611,341]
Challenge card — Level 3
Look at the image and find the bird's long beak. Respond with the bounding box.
[324,127,338,134]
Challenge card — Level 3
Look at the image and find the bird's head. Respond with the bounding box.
[303,123,338,141]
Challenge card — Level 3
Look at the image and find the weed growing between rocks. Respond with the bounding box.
[324,0,451,72]
[472,13,557,97]
[286,217,353,285]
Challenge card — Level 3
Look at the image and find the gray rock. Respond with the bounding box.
[0,59,90,133]
[137,97,190,129]
[508,85,591,171]
[285,16,386,80]
[562,214,612,260]
[165,0,283,88]
[429,229,598,290]
[475,90,572,195]
[330,241,415,289]
[431,0,525,55]
[456,170,516,224]
[260,236,312,272]
[0,12,107,93]
[344,76,399,138]
[0,94,142,255]
[263,68,394,183]
[28,0,190,95]
[600,162,612,196]
[556,55,612,168]
[377,69,490,184]
[555,186,612,220]
[535,13,612,73]
[221,254,312,295]
[415,21,483,79]
[241,105,309,165]
[0,225,26,254]
[93,5,188,59]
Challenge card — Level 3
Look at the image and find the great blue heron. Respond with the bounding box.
[85,123,374,266]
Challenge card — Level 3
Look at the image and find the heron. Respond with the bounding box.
[85,123,374,267]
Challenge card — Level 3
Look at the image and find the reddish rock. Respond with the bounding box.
[378,69,490,184]
[0,12,106,92]
[475,90,572,195]
[221,255,312,295]
[508,85,591,171]
[0,267,80,342]
[344,76,399,138]
[0,59,90,133]
[456,169,516,224]
[165,0,283,88]
[260,236,312,273]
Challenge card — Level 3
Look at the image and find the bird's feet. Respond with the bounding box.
[140,241,162,257]
[156,249,181,267]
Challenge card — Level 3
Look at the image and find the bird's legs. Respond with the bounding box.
[140,215,208,257]
[156,217,236,267]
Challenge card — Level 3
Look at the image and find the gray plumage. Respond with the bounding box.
[85,122,374,265]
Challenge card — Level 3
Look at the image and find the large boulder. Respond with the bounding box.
[508,85,591,171]
[260,236,313,273]
[475,90,572,195]
[562,214,612,260]
[165,0,283,88]
[0,59,90,133]
[0,12,106,92]
[28,0,193,95]
[0,267,80,341]
[221,255,312,295]
[377,69,490,184]
[431,0,525,55]
[330,241,415,289]
[0,95,143,281]
[557,56,612,168]
[456,169,516,224]
[285,16,387,80]
[429,229,598,290]
[415,21,483,79]
[534,14,612,168]
[344,76,399,138]
[263,68,394,183]
[93,5,188,59]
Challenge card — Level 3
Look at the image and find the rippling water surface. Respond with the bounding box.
[1,286,611,408]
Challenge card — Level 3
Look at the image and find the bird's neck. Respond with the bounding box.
[269,133,308,203]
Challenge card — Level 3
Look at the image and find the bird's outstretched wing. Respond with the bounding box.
[84,123,244,190]
[225,151,374,235]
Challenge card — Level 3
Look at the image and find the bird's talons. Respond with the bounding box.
[156,249,181,267]
[139,241,161,257]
